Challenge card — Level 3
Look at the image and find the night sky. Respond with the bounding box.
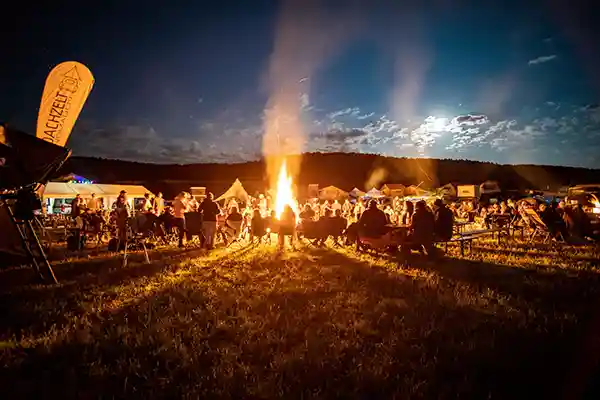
[2,0,600,168]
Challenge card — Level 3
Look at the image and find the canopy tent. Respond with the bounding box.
[348,187,366,198]
[365,188,384,198]
[0,125,71,268]
[216,179,249,202]
[42,182,151,199]
[319,185,348,200]
[0,124,71,191]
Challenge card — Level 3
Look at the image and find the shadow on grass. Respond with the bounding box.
[0,244,257,342]
[2,246,597,399]
[355,247,600,399]
[468,244,600,265]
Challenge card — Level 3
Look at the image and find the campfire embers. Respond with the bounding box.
[273,159,298,220]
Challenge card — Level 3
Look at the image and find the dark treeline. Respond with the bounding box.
[56,152,600,198]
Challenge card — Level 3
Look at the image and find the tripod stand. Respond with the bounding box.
[1,200,58,284]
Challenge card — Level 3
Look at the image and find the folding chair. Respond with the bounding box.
[523,208,563,244]
[223,220,243,247]
[120,220,151,268]
[184,211,205,247]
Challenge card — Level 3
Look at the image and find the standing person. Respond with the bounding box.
[354,199,365,222]
[153,192,165,216]
[113,191,130,247]
[88,193,101,212]
[172,192,190,248]
[142,193,154,213]
[332,199,342,213]
[199,192,221,250]
[258,194,267,217]
[71,194,83,220]
[342,199,352,218]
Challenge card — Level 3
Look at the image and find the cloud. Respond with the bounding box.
[69,101,600,169]
[309,128,367,141]
[450,114,489,126]
[327,107,360,119]
[528,55,557,65]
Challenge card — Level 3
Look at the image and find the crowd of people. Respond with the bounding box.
[450,197,598,243]
[47,188,597,254]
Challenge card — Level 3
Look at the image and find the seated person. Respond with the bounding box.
[278,205,296,250]
[405,200,436,257]
[432,199,454,241]
[315,209,334,246]
[330,209,348,245]
[250,209,266,242]
[299,204,316,222]
[539,203,568,240]
[357,200,389,238]
[223,206,243,244]
[344,221,359,246]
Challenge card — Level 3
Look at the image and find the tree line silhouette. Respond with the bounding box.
[56,152,600,198]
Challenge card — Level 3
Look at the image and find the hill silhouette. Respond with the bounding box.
[57,152,600,198]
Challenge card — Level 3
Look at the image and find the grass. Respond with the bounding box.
[1,239,600,399]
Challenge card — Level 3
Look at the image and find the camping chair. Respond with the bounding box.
[299,220,326,246]
[119,217,151,267]
[523,208,562,244]
[184,211,205,247]
[222,220,243,247]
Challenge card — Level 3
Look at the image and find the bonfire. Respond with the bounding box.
[273,158,298,219]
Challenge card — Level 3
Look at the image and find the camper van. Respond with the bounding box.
[566,184,600,228]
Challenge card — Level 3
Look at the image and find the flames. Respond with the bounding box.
[274,159,298,219]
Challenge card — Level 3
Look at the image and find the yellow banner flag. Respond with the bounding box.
[36,61,94,147]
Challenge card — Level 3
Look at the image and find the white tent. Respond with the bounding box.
[41,182,152,214]
[365,188,384,198]
[42,182,151,199]
[349,187,366,198]
[216,179,249,202]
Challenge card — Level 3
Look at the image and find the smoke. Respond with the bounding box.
[365,166,388,190]
[384,2,435,185]
[262,0,361,188]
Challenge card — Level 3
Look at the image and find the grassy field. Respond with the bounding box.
[1,239,600,399]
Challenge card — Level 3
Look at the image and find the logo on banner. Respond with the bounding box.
[36,61,94,147]
[42,66,82,144]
